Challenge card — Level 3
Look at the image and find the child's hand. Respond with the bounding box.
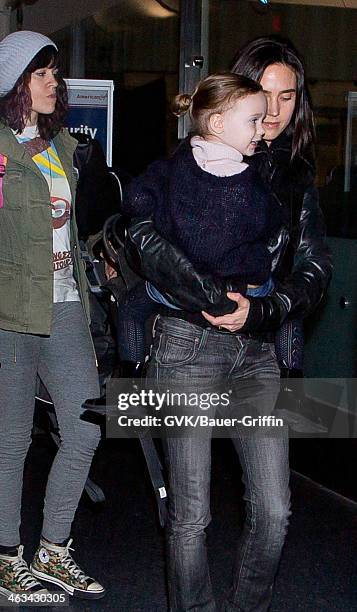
[104,260,117,280]
[202,292,250,332]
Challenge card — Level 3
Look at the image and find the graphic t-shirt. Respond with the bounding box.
[15,125,80,303]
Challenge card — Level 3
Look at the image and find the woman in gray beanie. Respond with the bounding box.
[0,31,105,601]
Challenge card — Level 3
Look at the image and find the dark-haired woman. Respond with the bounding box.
[0,31,104,600]
[124,36,331,611]
[203,36,325,350]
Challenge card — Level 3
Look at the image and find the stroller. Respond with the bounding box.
[34,137,167,526]
[81,211,168,527]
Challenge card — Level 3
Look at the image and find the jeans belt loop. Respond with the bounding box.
[152,313,161,338]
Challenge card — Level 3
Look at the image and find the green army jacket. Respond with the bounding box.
[0,124,90,335]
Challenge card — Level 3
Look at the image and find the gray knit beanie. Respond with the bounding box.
[0,30,58,97]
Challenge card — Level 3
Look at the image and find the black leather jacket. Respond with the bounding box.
[124,133,332,333]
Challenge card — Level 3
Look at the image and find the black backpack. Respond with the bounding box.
[73,134,123,240]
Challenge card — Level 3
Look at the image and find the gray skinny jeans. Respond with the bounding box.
[148,316,291,612]
[0,302,101,546]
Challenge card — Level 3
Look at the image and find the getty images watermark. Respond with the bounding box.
[117,412,283,430]
[103,378,357,438]
[105,379,286,438]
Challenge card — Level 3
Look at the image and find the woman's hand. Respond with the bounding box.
[202,292,250,332]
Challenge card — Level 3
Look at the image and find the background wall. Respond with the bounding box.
[209,1,357,82]
[18,0,357,82]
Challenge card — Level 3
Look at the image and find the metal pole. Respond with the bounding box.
[344,92,353,193]
[0,0,11,40]
[69,20,85,78]
[178,0,209,139]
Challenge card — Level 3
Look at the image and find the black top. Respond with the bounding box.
[124,139,282,284]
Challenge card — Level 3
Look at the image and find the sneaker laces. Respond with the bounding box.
[57,539,90,584]
[9,546,42,590]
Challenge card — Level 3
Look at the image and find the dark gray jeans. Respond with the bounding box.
[0,302,101,546]
[147,316,291,612]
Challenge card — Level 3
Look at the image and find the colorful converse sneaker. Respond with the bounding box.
[30,538,105,599]
[0,545,49,598]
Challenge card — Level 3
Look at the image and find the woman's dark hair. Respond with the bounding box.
[0,45,68,140]
[231,35,314,159]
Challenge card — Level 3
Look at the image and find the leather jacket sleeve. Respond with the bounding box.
[239,185,332,332]
[124,183,332,331]
[125,217,244,315]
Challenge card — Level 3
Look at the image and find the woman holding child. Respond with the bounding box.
[123,36,332,612]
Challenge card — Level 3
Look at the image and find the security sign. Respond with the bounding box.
[64,79,114,166]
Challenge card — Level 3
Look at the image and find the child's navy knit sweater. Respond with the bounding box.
[123,139,282,285]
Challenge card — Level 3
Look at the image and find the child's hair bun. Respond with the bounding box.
[172,93,192,117]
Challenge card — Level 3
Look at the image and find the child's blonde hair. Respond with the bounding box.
[172,72,262,136]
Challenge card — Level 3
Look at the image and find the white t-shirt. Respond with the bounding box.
[15,125,80,303]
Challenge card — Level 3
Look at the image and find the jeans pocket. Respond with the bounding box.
[155,333,201,366]
[0,260,21,323]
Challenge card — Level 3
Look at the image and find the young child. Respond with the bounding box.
[118,72,303,375]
